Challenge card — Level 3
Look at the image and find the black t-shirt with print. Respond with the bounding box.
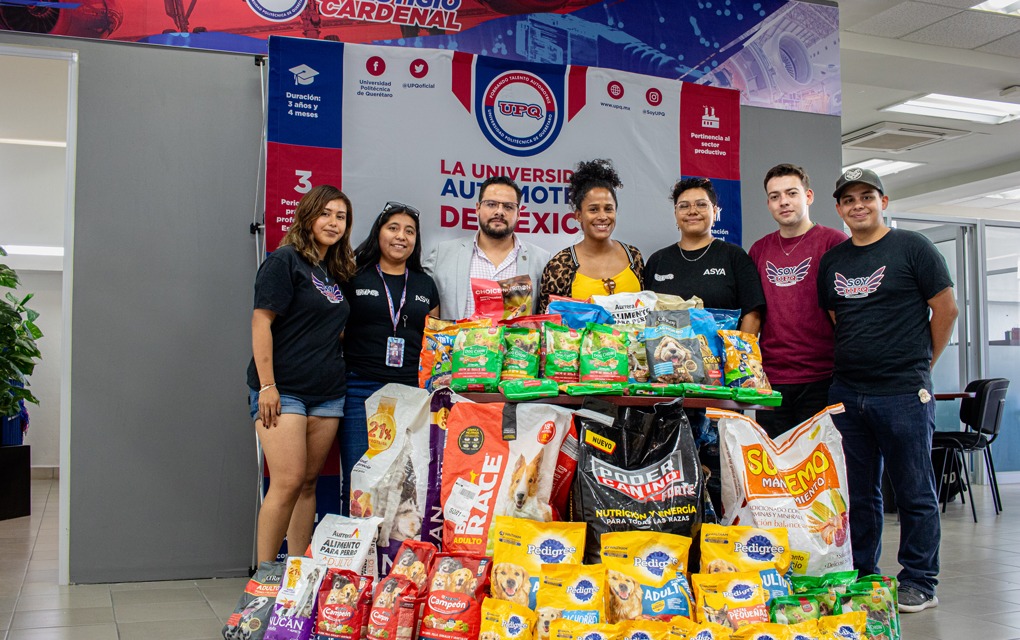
[342,266,439,385]
[246,245,350,401]
[644,240,766,315]
[818,229,953,396]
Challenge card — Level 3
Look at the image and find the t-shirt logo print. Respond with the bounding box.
[312,273,344,303]
[766,257,811,287]
[834,266,885,299]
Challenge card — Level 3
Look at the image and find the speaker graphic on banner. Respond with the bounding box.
[266,36,742,258]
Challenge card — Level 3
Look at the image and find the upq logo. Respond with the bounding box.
[478,70,561,157]
[499,101,543,119]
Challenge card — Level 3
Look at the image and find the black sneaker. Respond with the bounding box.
[899,585,938,613]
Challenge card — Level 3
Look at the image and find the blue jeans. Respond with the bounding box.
[829,381,940,596]
[339,373,386,516]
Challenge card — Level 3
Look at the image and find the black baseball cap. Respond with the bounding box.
[833,167,885,199]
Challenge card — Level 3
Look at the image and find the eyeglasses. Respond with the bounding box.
[602,278,616,295]
[478,200,520,213]
[675,200,713,213]
[381,201,420,218]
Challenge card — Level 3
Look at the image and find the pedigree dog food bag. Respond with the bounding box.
[699,524,791,604]
[536,562,607,629]
[491,516,587,610]
[600,531,695,623]
[478,597,539,640]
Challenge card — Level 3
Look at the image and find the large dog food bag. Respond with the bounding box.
[223,561,285,640]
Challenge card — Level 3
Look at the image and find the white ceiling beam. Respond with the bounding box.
[840,32,1020,72]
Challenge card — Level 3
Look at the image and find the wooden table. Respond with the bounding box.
[459,393,771,411]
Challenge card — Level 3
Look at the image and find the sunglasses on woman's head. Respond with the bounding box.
[381,201,420,219]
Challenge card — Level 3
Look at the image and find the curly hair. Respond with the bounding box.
[279,184,356,282]
[670,177,718,207]
[569,158,623,211]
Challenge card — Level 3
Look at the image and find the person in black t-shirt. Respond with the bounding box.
[341,202,439,513]
[247,184,356,564]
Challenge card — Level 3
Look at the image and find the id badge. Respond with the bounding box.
[386,336,405,368]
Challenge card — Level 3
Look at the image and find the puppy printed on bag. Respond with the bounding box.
[536,562,607,634]
[491,516,586,610]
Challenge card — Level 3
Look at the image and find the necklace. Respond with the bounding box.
[777,224,814,257]
[679,240,713,262]
[314,262,330,282]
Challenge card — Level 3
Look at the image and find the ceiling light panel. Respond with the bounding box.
[971,1,1020,16]
[842,159,926,176]
[882,93,1020,124]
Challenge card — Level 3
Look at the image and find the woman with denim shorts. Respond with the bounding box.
[340,202,439,513]
[246,184,356,564]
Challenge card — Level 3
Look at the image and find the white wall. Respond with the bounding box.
[15,270,63,467]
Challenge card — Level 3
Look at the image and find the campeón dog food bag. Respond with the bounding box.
[572,399,704,563]
[314,569,373,640]
[714,407,853,577]
[224,561,285,640]
[491,516,587,609]
[420,553,491,640]
[440,402,573,555]
[365,575,419,640]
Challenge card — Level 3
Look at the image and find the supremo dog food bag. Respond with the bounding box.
[491,516,587,609]
[224,561,285,640]
[440,402,573,555]
[571,398,704,563]
[713,406,853,576]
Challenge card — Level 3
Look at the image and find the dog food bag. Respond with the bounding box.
[492,516,587,609]
[547,300,616,330]
[840,576,899,640]
[591,291,659,325]
[732,388,783,406]
[718,332,770,390]
[420,318,492,390]
[572,399,704,563]
[730,623,792,640]
[668,615,698,637]
[580,323,630,383]
[768,595,821,624]
[537,563,608,627]
[500,378,560,401]
[310,515,384,578]
[548,618,624,640]
[224,560,285,640]
[544,323,583,383]
[627,383,686,397]
[647,310,692,331]
[644,325,706,385]
[654,294,703,311]
[388,539,437,592]
[564,382,627,396]
[617,619,672,640]
[681,384,734,399]
[265,556,329,640]
[601,530,693,575]
[600,531,695,622]
[784,619,820,640]
[816,611,866,640]
[699,524,792,603]
[688,309,725,385]
[471,276,534,320]
[419,553,491,640]
[679,622,733,640]
[440,401,574,555]
[451,326,505,392]
[314,569,373,640]
[691,573,769,631]
[550,422,580,522]
[714,407,852,577]
[612,323,649,383]
[479,597,539,640]
[502,327,541,379]
[365,575,419,640]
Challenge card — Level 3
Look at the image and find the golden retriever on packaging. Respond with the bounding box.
[491,562,531,606]
[606,570,643,622]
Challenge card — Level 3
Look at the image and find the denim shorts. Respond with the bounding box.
[248,388,345,421]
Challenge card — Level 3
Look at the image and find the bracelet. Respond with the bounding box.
[259,383,277,392]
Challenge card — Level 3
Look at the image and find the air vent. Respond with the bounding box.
[841,121,971,153]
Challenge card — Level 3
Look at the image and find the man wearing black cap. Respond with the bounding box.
[818,168,958,613]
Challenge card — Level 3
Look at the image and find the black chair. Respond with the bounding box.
[933,378,1009,522]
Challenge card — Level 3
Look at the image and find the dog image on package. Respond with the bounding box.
[600,531,694,623]
[491,516,586,610]
[691,573,770,631]
[536,562,607,633]
[265,556,327,640]
[712,406,853,577]
[440,402,574,556]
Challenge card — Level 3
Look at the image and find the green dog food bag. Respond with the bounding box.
[450,326,505,392]
[770,594,822,624]
[839,578,899,640]
[499,378,559,401]
[579,323,629,383]
[734,387,784,406]
[614,323,649,383]
[501,327,540,380]
[563,381,627,396]
[543,322,582,383]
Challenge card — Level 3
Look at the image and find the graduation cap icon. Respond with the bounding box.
[289,64,319,86]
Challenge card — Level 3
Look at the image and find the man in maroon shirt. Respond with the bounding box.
[748,164,848,438]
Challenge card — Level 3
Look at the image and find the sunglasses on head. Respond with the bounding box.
[381,201,420,219]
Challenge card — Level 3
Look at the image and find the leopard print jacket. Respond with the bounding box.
[537,241,645,312]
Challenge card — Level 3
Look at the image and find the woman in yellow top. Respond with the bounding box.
[538,158,644,312]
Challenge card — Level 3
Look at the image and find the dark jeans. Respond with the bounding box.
[829,381,940,596]
[339,372,385,515]
[755,377,833,439]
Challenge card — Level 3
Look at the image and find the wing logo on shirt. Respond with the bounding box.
[834,267,885,299]
[766,257,811,287]
[312,273,344,303]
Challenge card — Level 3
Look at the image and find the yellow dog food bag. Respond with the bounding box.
[491,516,586,610]
[618,619,672,640]
[691,572,769,631]
[730,623,792,640]
[699,524,792,604]
[786,619,820,640]
[817,611,866,640]
[669,614,698,639]
[600,531,695,622]
[536,562,607,627]
[479,597,538,640]
[684,622,733,640]
[549,618,624,640]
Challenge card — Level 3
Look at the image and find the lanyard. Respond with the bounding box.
[376,264,408,335]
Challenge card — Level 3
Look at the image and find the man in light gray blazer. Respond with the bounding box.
[423,176,550,319]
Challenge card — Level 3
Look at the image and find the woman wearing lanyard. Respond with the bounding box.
[340,202,439,514]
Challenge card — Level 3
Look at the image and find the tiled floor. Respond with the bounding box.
[2,479,1020,639]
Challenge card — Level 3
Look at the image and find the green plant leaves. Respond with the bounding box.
[0,249,43,418]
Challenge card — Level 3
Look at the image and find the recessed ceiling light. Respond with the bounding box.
[1,245,64,256]
[881,93,1020,125]
[0,137,66,148]
[842,158,926,176]
[971,1,1020,17]
[987,187,1020,200]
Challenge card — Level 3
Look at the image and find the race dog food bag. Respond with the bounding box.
[718,331,770,390]
[265,556,328,640]
[580,323,630,383]
[729,623,792,640]
[349,384,434,574]
[440,401,573,555]
[224,560,285,640]
[698,524,791,603]
[451,326,505,392]
[479,597,539,640]
[617,619,672,640]
[591,291,659,325]
[714,407,853,577]
[817,611,867,640]
[548,618,624,640]
[309,515,384,577]
[572,398,704,563]
[537,562,607,628]
[502,327,541,379]
[644,325,706,384]
[544,322,583,383]
[388,539,437,592]
[419,553,491,640]
[365,575,419,640]
[491,516,587,609]
[691,572,769,631]
[419,318,491,390]
[314,569,373,640]
[470,276,534,320]
[600,531,695,622]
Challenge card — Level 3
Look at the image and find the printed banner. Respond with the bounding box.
[1,0,840,115]
[266,37,742,259]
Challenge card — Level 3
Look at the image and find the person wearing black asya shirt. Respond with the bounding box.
[341,202,439,514]
[247,184,356,564]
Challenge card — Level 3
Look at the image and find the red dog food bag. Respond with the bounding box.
[419,553,492,640]
[314,569,373,640]
[366,575,420,640]
[388,539,438,592]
